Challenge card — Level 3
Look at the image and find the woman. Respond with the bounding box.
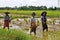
[3,12,11,29]
[30,12,37,35]
[41,11,48,32]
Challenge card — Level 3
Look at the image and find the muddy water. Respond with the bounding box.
[0,18,60,30]
[0,18,60,31]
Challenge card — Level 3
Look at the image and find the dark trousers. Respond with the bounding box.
[42,23,48,32]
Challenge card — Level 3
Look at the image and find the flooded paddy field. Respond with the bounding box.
[0,13,60,40]
[0,17,60,40]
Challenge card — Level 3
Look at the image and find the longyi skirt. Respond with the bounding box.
[30,22,37,32]
[4,20,9,27]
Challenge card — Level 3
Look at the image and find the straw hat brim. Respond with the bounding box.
[5,12,10,14]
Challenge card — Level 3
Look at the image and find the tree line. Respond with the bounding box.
[0,6,60,10]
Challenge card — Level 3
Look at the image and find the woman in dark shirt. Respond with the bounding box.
[41,11,48,32]
[3,12,10,29]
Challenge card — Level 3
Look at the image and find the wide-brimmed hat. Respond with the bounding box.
[41,11,47,16]
[5,12,10,14]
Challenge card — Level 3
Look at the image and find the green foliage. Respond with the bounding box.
[0,23,2,26]
[18,22,22,26]
[23,26,29,31]
[0,29,32,40]
[0,6,59,10]
[0,6,47,10]
[0,10,60,18]
[37,20,40,26]
[24,18,29,24]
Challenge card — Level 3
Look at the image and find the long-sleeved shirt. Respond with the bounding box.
[41,16,47,22]
[4,15,10,21]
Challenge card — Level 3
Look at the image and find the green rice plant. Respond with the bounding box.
[18,22,22,26]
[23,26,29,31]
[37,20,40,26]
[52,18,56,25]
[48,18,56,25]
[58,22,60,26]
[0,28,60,40]
[16,18,19,21]
[0,23,2,26]
[12,21,15,24]
[24,18,29,24]
[0,29,32,40]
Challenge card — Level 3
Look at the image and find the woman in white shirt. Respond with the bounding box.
[30,12,37,35]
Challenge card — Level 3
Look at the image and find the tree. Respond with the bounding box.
[54,7,57,10]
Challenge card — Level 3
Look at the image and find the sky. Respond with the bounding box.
[0,0,60,8]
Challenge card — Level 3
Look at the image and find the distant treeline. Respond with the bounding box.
[0,6,60,10]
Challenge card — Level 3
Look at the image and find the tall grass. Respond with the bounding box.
[0,29,32,40]
[0,29,60,40]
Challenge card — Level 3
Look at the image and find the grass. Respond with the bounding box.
[0,29,32,40]
[0,29,60,40]
[30,31,60,40]
[0,10,60,18]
